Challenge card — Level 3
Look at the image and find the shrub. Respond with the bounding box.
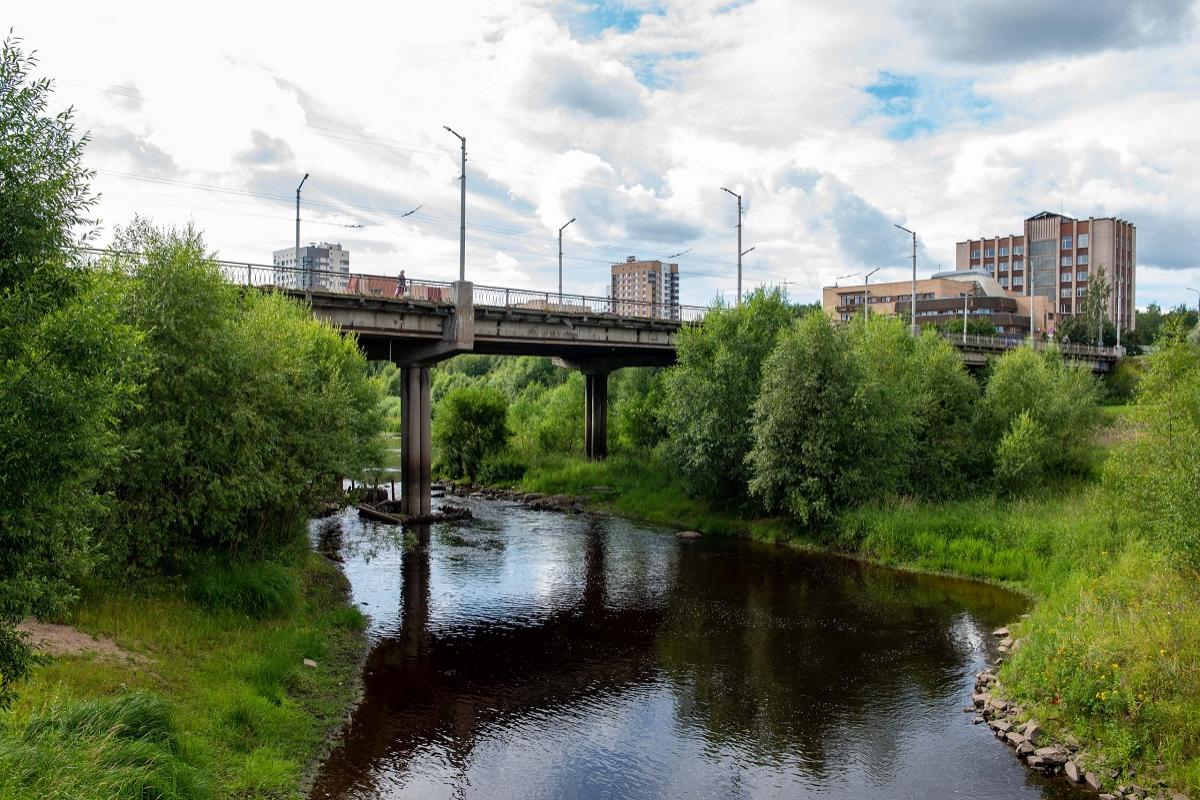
[1107,337,1200,568]
[994,411,1049,494]
[477,449,528,485]
[101,221,384,569]
[432,385,510,480]
[977,344,1100,480]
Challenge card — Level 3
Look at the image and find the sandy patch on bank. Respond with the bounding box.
[17,619,147,663]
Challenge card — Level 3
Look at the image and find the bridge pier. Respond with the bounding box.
[400,366,432,517]
[584,372,609,460]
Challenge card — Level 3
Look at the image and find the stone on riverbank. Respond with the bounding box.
[1065,761,1082,784]
[677,530,702,540]
[992,627,1010,637]
[1083,772,1102,792]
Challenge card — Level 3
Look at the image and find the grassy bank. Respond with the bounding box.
[506,441,1199,795]
[0,549,367,800]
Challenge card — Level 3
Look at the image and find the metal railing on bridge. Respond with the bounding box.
[80,248,708,324]
[938,330,1118,360]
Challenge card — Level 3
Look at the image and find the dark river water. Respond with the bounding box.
[308,496,1072,800]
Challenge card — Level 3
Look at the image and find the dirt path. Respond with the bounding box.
[17,619,146,663]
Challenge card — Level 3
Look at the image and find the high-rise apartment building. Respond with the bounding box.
[955,212,1135,332]
[271,242,350,291]
[610,256,680,319]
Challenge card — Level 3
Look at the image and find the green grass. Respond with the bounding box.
[0,552,367,799]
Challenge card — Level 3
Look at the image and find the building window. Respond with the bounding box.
[985,247,995,258]
[1014,245,1024,255]
[999,247,1008,256]
[1060,288,1071,298]
[1077,253,1088,265]
[1061,272,1072,283]
[1077,287,1086,297]
[971,249,980,259]
[1000,276,1009,287]
[1062,236,1072,249]
[1012,276,1023,287]
[1062,256,1074,267]
[1061,303,1072,313]
[1012,259,1023,270]
[1078,234,1089,248]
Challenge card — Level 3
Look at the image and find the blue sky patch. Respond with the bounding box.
[575,1,662,36]
[864,70,997,140]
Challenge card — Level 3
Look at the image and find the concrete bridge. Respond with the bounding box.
[208,259,1119,517]
[225,261,704,517]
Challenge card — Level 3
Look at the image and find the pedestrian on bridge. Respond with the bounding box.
[395,270,407,298]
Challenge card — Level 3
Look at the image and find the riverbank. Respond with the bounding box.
[0,547,368,800]
[491,446,1199,797]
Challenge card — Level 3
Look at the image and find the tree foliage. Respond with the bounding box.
[977,344,1100,486]
[432,385,510,481]
[747,315,979,524]
[1107,336,1200,568]
[0,36,138,707]
[102,221,383,570]
[663,288,795,504]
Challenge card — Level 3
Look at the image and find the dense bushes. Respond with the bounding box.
[1107,334,1200,568]
[0,37,141,706]
[101,222,384,570]
[0,34,384,705]
[432,385,510,481]
[748,315,981,524]
[663,288,795,504]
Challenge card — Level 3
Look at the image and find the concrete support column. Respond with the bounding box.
[584,371,609,460]
[401,366,432,517]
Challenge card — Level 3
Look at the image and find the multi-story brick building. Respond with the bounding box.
[610,256,680,320]
[955,212,1135,332]
[821,270,1051,335]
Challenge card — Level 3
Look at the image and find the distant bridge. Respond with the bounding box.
[82,251,1121,516]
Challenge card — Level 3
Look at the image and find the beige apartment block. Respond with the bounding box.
[955,212,1135,332]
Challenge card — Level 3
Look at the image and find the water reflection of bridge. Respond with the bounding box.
[310,524,664,798]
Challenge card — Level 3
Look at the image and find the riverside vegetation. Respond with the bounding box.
[1,38,381,798]
[416,289,1200,796]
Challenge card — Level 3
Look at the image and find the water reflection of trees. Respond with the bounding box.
[656,545,1025,780]
[311,515,1026,798]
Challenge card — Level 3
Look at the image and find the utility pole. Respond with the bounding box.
[863,266,880,322]
[894,224,917,335]
[296,173,309,288]
[558,217,575,302]
[444,126,466,282]
[721,187,743,306]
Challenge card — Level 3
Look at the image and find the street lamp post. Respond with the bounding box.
[444,126,466,282]
[558,217,575,303]
[295,172,309,288]
[863,266,880,322]
[721,187,743,306]
[894,224,917,335]
[962,292,970,344]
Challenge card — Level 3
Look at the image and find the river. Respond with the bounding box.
[308,495,1072,800]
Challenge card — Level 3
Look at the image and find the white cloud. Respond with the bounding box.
[9,0,1200,308]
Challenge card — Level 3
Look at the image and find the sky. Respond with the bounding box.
[10,0,1200,309]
